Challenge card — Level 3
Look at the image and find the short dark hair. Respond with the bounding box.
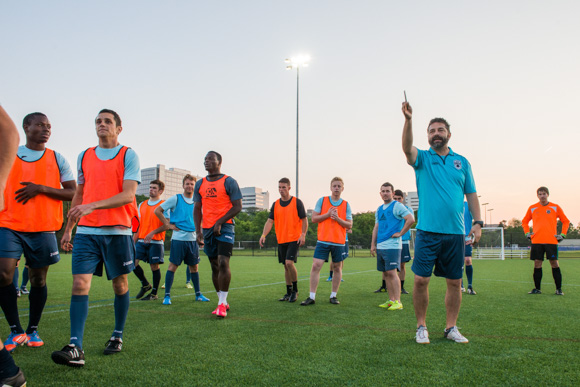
[537,186,549,195]
[98,109,122,127]
[279,177,291,185]
[208,151,222,164]
[381,182,394,191]
[150,179,165,191]
[394,189,404,197]
[428,117,450,132]
[183,174,196,185]
[22,112,47,128]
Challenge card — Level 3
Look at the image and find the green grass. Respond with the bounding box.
[8,254,580,386]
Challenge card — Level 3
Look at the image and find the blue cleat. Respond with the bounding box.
[326,276,332,282]
[4,332,28,352]
[162,296,172,305]
[195,294,210,302]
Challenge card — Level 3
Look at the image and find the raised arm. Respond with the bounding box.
[402,102,418,165]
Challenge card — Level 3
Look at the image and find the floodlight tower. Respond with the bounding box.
[285,55,310,198]
[481,202,489,225]
[488,209,494,226]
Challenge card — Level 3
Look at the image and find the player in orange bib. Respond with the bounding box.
[259,178,308,303]
[522,186,570,295]
[0,112,76,353]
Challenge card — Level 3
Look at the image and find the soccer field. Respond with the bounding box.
[7,254,580,386]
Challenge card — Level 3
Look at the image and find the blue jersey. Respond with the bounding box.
[161,194,195,241]
[375,201,411,249]
[464,201,473,236]
[402,205,413,242]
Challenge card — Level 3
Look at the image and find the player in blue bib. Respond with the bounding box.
[394,190,414,295]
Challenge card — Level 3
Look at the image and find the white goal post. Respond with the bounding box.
[410,227,505,260]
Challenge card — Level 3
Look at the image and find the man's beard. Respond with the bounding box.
[429,135,449,149]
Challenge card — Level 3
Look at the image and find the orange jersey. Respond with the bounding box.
[317,197,348,245]
[522,202,570,244]
[137,200,166,241]
[198,175,234,229]
[273,197,304,244]
[78,146,138,229]
[0,149,63,232]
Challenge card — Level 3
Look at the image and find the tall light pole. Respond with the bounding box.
[488,209,494,226]
[481,202,489,225]
[285,55,310,198]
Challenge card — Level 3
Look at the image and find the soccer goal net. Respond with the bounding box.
[409,227,505,260]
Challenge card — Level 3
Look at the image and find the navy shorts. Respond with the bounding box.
[203,226,234,258]
[72,234,135,280]
[0,228,60,268]
[135,241,165,264]
[412,230,465,280]
[377,249,401,272]
[313,242,347,263]
[278,241,299,264]
[401,243,411,263]
[530,244,558,261]
[465,243,473,257]
[169,240,200,266]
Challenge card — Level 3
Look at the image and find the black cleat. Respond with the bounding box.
[288,292,298,303]
[467,287,477,295]
[135,284,152,299]
[104,337,123,355]
[374,287,387,293]
[528,288,542,294]
[140,292,158,301]
[401,288,409,295]
[278,293,290,302]
[555,289,564,295]
[0,367,26,387]
[300,297,315,306]
[52,344,85,367]
[329,297,340,305]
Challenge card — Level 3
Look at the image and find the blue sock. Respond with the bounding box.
[113,291,129,339]
[21,267,29,288]
[191,271,200,295]
[0,347,19,379]
[12,267,18,290]
[165,270,175,297]
[466,265,473,287]
[70,295,89,349]
[186,267,191,283]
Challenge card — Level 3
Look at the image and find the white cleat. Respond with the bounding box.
[444,326,469,343]
[416,325,430,344]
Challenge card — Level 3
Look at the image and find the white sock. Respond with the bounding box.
[309,292,316,300]
[221,291,228,305]
[330,292,337,298]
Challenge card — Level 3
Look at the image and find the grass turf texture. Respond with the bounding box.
[7,253,580,386]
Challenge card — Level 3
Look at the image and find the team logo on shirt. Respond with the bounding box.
[546,210,551,214]
[206,187,217,198]
[453,160,462,170]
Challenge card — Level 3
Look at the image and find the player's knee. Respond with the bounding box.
[189,264,199,273]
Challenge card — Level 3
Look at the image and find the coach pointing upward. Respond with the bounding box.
[401,101,482,344]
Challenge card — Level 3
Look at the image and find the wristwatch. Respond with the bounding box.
[473,220,484,227]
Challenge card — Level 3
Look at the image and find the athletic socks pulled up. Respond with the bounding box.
[164,270,175,297]
[151,269,161,295]
[26,285,47,334]
[70,294,89,349]
[533,267,543,290]
[292,281,298,293]
[552,267,562,289]
[0,284,23,333]
[465,265,474,287]
[190,271,200,294]
[113,291,130,339]
[132,265,149,287]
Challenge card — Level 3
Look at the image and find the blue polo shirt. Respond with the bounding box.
[412,147,476,235]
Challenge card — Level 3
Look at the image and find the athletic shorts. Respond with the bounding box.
[465,244,473,257]
[72,234,135,280]
[0,228,60,268]
[135,241,165,264]
[313,242,347,263]
[169,240,200,266]
[278,241,299,264]
[203,226,234,259]
[377,249,401,272]
[401,243,411,263]
[412,230,465,280]
[530,244,558,261]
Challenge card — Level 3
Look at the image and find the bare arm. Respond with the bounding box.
[370,223,378,256]
[154,204,177,232]
[0,106,19,211]
[392,213,415,238]
[311,210,328,224]
[465,192,482,243]
[61,184,85,251]
[259,219,274,247]
[194,202,203,245]
[298,216,308,246]
[14,179,76,204]
[402,102,418,165]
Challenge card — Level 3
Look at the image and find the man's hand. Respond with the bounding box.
[298,234,306,247]
[259,235,266,247]
[168,224,181,231]
[61,232,73,252]
[555,234,565,243]
[329,207,339,221]
[402,102,412,120]
[196,233,204,247]
[15,182,43,204]
[465,235,474,246]
[391,232,402,238]
[67,203,97,224]
[144,232,155,244]
[467,224,482,243]
[370,245,376,257]
[213,222,222,236]
[526,232,533,241]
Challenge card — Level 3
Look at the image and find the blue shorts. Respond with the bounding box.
[72,234,135,280]
[412,230,465,280]
[0,228,60,268]
[465,244,473,257]
[135,241,165,264]
[313,242,347,263]
[401,243,411,263]
[203,226,234,258]
[377,249,401,272]
[169,240,200,266]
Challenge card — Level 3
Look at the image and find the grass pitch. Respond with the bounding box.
[6,253,580,386]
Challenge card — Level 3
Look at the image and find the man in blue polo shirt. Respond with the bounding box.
[401,101,482,344]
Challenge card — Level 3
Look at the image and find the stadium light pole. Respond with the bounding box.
[285,55,310,198]
[488,209,494,226]
[481,202,489,225]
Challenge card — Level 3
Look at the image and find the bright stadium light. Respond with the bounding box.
[285,54,310,198]
[481,202,489,225]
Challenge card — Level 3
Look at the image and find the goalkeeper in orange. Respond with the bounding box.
[522,186,570,295]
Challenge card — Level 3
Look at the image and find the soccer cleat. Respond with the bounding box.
[16,289,20,298]
[20,286,29,295]
[4,332,28,353]
[211,304,230,315]
[140,293,158,301]
[0,367,26,387]
[195,294,210,302]
[467,287,477,295]
[341,278,344,282]
[103,337,123,355]
[161,283,165,289]
[461,287,465,293]
[185,282,193,289]
[135,284,152,299]
[528,288,542,294]
[444,326,469,343]
[216,303,227,318]
[374,287,387,293]
[416,326,430,344]
[326,276,332,282]
[329,297,340,305]
[162,296,172,305]
[387,300,403,310]
[401,288,409,295]
[300,297,315,306]
[26,330,44,347]
[555,289,564,295]
[288,292,298,303]
[379,300,394,309]
[51,344,85,367]
[278,293,290,302]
